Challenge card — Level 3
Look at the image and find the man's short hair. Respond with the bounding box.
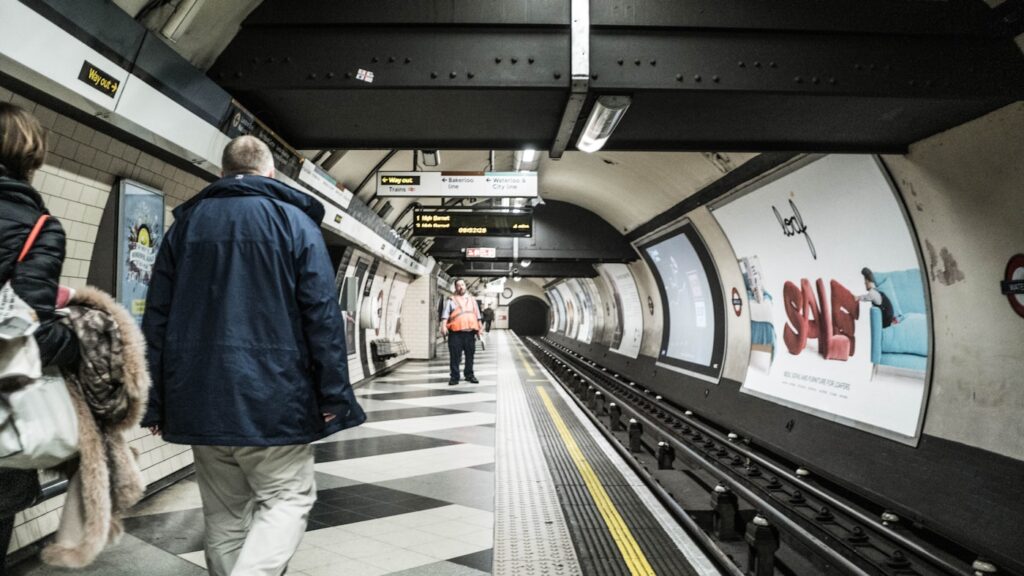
[222,135,274,176]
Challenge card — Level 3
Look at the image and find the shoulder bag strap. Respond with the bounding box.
[17,215,50,263]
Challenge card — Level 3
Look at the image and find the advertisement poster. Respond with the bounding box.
[117,181,164,325]
[371,275,390,337]
[598,264,643,359]
[557,282,579,340]
[385,275,409,339]
[712,155,930,440]
[597,266,622,348]
[581,278,604,344]
[547,287,566,334]
[343,258,370,355]
[570,278,596,344]
[641,223,724,381]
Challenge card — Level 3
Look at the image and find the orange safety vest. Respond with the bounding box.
[446,295,481,332]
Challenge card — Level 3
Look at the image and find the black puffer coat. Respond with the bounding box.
[0,175,80,367]
[1,174,81,528]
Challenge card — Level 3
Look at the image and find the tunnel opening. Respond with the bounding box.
[509,296,549,337]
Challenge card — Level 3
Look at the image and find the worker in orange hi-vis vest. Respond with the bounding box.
[439,278,484,386]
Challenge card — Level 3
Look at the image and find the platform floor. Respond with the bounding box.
[11,331,716,576]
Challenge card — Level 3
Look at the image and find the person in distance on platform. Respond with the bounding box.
[140,136,366,576]
[482,304,495,332]
[440,278,484,386]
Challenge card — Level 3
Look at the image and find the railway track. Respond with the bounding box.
[525,336,998,576]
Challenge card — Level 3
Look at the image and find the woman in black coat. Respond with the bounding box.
[0,102,80,571]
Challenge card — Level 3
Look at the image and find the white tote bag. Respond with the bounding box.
[0,214,80,469]
[0,367,79,469]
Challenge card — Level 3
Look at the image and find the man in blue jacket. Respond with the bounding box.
[141,136,365,576]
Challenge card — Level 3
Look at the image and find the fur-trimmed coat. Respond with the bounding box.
[40,286,149,568]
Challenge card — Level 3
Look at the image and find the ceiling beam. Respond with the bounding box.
[210,0,1024,152]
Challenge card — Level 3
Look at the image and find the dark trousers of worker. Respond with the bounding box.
[448,331,476,381]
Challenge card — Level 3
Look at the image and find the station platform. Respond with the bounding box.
[11,331,717,576]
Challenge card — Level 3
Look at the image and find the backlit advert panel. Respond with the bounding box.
[712,155,930,442]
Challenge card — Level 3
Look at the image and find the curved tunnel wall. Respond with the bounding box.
[544,103,1024,572]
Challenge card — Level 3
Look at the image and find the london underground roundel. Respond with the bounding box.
[1006,254,1024,319]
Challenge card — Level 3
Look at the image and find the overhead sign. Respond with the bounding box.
[466,247,497,259]
[299,160,353,209]
[378,171,537,198]
[412,208,533,237]
[222,100,304,180]
[78,61,121,98]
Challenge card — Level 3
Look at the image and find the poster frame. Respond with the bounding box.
[639,220,726,383]
[598,263,644,359]
[115,179,165,325]
[709,154,934,445]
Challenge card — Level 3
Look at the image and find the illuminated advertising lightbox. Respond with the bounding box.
[597,264,643,359]
[556,282,579,340]
[570,278,597,344]
[640,224,725,381]
[116,180,164,325]
[547,287,567,333]
[712,155,930,442]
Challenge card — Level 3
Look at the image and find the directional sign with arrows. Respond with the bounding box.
[378,171,537,198]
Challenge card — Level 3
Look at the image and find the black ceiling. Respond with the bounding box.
[210,0,1024,153]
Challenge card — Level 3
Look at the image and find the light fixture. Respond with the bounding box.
[520,259,532,268]
[576,95,631,153]
[421,150,440,167]
[513,148,540,172]
[161,0,203,42]
[513,276,522,282]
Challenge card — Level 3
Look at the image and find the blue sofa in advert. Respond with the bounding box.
[870,269,928,372]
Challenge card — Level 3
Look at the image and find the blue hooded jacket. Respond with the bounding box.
[140,175,365,445]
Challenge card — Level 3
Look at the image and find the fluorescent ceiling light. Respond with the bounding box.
[514,148,540,172]
[520,259,532,268]
[161,0,202,42]
[576,95,631,153]
[421,150,440,167]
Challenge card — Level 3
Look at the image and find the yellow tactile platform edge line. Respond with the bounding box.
[536,385,658,576]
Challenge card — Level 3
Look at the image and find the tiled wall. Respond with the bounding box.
[400,274,434,359]
[1,83,211,555]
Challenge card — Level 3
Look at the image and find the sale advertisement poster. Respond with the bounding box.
[712,155,930,441]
